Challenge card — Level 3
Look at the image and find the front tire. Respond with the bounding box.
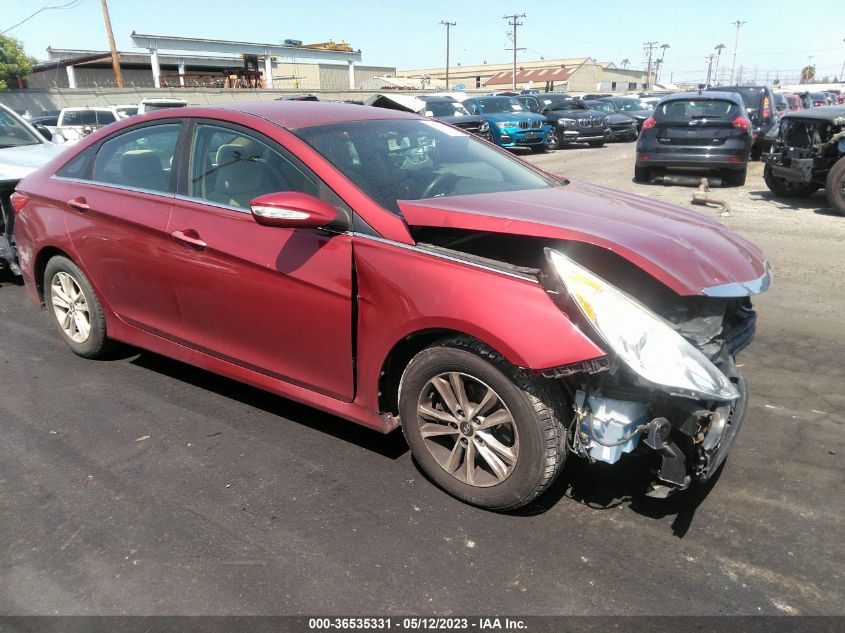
[529,144,547,154]
[44,256,111,358]
[764,165,819,197]
[399,337,566,510]
[825,158,845,215]
[588,139,605,147]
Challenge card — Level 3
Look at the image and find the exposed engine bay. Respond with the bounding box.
[764,115,845,185]
[413,227,757,497]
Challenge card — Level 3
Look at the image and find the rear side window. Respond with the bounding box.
[656,99,739,121]
[62,110,97,126]
[96,110,116,125]
[91,123,181,193]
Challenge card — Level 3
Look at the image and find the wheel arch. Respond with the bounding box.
[33,245,73,304]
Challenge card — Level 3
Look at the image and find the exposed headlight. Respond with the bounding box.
[479,121,490,132]
[495,121,520,129]
[545,248,739,401]
[602,117,609,126]
[558,118,578,127]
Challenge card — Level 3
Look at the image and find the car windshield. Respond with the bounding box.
[0,108,42,148]
[425,101,471,117]
[295,119,557,214]
[584,101,614,114]
[656,99,739,121]
[544,99,581,111]
[473,98,523,114]
[614,99,652,112]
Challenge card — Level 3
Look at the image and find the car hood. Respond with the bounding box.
[606,113,636,124]
[0,142,67,183]
[783,104,845,124]
[620,110,651,119]
[398,182,769,297]
[481,112,544,123]
[547,108,603,120]
[437,114,487,126]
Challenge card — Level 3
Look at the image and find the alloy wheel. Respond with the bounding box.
[50,271,91,343]
[416,372,519,487]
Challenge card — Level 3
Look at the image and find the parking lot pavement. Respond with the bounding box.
[1,142,843,616]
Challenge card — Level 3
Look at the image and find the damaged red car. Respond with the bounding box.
[11,102,770,509]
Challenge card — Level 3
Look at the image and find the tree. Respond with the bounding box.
[0,35,35,90]
[800,64,816,84]
[621,58,630,69]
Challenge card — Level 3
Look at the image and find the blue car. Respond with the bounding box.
[462,96,554,153]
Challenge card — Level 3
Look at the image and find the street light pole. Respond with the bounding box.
[440,20,456,91]
[729,20,746,85]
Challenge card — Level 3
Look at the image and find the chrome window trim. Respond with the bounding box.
[702,260,772,297]
[173,193,250,214]
[354,233,539,284]
[50,175,176,199]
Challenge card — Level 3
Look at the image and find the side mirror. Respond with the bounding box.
[34,124,52,141]
[250,191,337,229]
[541,106,550,114]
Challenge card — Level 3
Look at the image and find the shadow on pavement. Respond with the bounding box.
[748,189,836,214]
[128,350,410,460]
[520,450,723,538]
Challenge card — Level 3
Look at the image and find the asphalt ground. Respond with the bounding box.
[0,141,843,616]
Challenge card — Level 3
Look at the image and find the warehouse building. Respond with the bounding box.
[400,57,649,93]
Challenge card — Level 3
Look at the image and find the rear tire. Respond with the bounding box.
[399,337,566,511]
[43,256,112,358]
[634,165,651,183]
[824,158,845,215]
[763,165,820,198]
[724,166,748,187]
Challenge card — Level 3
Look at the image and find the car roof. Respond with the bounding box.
[783,104,845,122]
[172,100,419,129]
[662,91,742,103]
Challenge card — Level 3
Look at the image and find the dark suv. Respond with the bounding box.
[762,104,845,215]
[706,85,778,157]
[514,95,609,148]
[635,91,752,186]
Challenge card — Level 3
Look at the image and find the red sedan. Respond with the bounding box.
[10,102,770,508]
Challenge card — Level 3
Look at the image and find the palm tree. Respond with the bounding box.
[621,58,630,69]
[800,64,816,83]
[656,43,670,82]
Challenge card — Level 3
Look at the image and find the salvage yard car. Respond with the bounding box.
[763,104,845,214]
[462,96,553,152]
[11,102,769,508]
[635,91,753,186]
[0,104,66,275]
[365,93,491,140]
[520,95,610,148]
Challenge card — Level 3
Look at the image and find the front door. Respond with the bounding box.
[166,121,354,400]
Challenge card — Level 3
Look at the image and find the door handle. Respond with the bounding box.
[67,197,89,212]
[171,229,207,250]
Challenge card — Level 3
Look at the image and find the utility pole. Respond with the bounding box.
[439,20,456,91]
[705,54,716,87]
[729,20,746,85]
[503,13,526,91]
[643,41,658,90]
[100,0,123,88]
[840,37,845,82]
[713,43,726,86]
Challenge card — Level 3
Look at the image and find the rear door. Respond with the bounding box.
[62,121,184,338]
[654,98,744,148]
[166,120,354,400]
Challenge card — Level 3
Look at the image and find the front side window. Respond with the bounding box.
[91,123,181,193]
[295,119,557,214]
[188,123,318,209]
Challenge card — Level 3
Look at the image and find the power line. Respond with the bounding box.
[1,0,83,35]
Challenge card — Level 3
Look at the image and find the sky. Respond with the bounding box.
[3,0,845,85]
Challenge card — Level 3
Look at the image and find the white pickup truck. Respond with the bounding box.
[46,107,121,145]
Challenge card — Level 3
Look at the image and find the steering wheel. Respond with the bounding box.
[420,172,458,199]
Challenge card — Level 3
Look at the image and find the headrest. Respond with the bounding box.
[216,142,260,166]
[121,150,162,177]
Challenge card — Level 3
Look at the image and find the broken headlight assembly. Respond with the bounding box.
[544,248,739,402]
